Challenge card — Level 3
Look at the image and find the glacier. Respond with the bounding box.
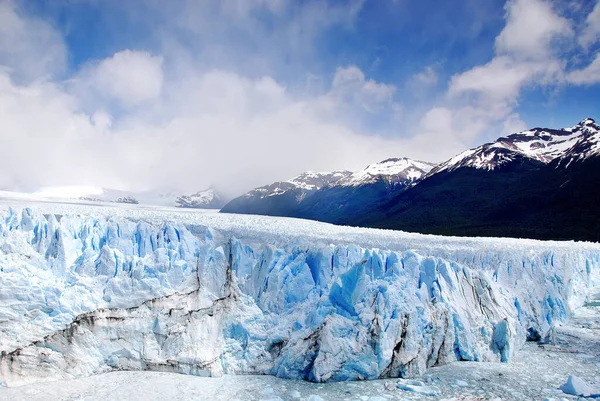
[0,202,599,387]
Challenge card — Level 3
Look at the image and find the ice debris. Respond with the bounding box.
[396,378,440,396]
[560,376,600,398]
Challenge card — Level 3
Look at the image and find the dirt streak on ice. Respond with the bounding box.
[2,296,598,401]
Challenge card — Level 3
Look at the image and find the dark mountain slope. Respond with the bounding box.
[357,146,600,242]
[221,158,434,219]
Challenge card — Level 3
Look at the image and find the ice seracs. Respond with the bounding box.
[0,202,599,386]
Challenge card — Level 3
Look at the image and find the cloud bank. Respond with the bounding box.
[0,0,599,196]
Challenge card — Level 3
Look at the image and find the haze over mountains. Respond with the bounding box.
[3,119,598,241]
[221,157,435,222]
[0,187,226,209]
[222,118,600,242]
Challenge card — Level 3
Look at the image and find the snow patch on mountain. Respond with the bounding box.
[337,158,435,187]
[175,188,224,209]
[246,171,351,199]
[559,119,600,164]
[288,171,352,191]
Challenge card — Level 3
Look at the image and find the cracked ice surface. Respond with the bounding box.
[1,301,599,400]
[0,200,599,387]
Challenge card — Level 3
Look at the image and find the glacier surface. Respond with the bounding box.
[0,201,599,386]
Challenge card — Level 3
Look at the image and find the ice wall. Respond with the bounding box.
[1,207,599,386]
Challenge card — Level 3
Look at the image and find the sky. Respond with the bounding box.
[0,0,599,197]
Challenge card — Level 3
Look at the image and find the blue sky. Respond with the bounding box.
[1,0,599,194]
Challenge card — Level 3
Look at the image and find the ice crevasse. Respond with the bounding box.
[0,206,599,386]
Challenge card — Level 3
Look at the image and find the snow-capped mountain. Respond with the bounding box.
[221,158,435,218]
[337,157,435,187]
[236,158,434,201]
[290,158,437,224]
[175,188,225,209]
[247,170,352,199]
[221,171,352,216]
[222,118,600,242]
[559,118,600,164]
[430,118,599,174]
[354,118,600,241]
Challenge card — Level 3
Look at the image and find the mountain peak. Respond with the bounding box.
[286,170,352,191]
[431,118,599,174]
[337,157,435,187]
[379,157,409,164]
[175,187,225,209]
[567,117,599,133]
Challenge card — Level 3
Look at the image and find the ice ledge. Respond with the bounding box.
[0,207,599,386]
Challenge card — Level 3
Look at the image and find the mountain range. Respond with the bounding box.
[221,118,600,242]
[90,188,226,209]
[80,187,226,209]
[221,158,435,221]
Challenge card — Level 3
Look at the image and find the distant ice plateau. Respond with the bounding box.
[0,200,599,388]
[0,185,225,209]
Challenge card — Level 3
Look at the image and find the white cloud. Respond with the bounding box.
[0,58,415,196]
[0,1,66,82]
[329,65,397,113]
[501,113,527,136]
[449,57,526,102]
[151,0,366,76]
[495,0,573,60]
[411,65,438,88]
[1,0,599,198]
[579,1,600,49]
[73,50,164,107]
[568,53,600,85]
[454,0,571,104]
[218,0,287,17]
[0,73,111,191]
[371,56,382,69]
[413,106,503,152]
[332,65,366,88]
[91,111,113,131]
[414,0,600,158]
[449,56,563,105]
[0,0,419,197]
[417,0,573,151]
